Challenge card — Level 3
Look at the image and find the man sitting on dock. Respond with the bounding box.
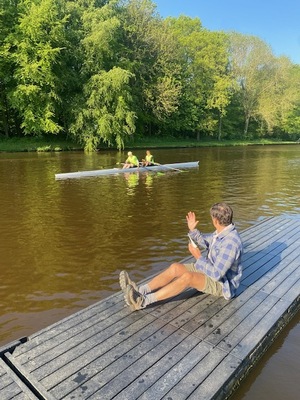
[122,151,139,169]
[120,202,243,311]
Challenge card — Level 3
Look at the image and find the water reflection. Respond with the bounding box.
[124,171,140,194]
[143,172,154,189]
[123,170,162,194]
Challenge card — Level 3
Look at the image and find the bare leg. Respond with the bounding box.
[147,263,206,301]
[125,263,207,310]
[147,263,187,292]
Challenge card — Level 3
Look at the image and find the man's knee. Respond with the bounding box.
[169,262,187,276]
[178,271,193,286]
[178,270,206,291]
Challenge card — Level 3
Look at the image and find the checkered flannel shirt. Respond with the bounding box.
[189,223,243,299]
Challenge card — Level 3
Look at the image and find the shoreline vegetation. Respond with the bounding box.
[0,136,299,153]
[1,1,300,153]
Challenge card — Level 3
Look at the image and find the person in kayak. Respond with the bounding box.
[141,150,155,166]
[119,202,243,311]
[122,151,139,169]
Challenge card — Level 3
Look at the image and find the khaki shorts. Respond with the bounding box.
[184,263,223,297]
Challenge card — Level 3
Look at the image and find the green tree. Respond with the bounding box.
[0,0,20,136]
[166,16,232,140]
[119,0,183,137]
[70,67,136,151]
[8,0,68,135]
[228,32,276,136]
[257,57,300,136]
[203,31,233,140]
[70,0,137,151]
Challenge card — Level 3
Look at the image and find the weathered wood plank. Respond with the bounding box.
[161,351,242,400]
[214,294,283,352]
[242,242,299,288]
[262,260,300,296]
[242,216,291,249]
[13,294,125,358]
[4,353,56,400]
[61,327,194,399]
[110,333,202,400]
[230,296,298,361]
[179,286,260,338]
[139,346,240,400]
[32,312,155,381]
[0,359,38,400]
[242,219,300,262]
[203,290,270,347]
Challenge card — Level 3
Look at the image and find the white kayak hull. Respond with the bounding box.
[55,161,199,180]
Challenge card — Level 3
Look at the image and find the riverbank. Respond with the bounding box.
[0,135,298,152]
[0,136,81,152]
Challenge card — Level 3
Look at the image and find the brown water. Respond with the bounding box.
[0,145,299,398]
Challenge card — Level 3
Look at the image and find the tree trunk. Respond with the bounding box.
[3,103,10,138]
[0,85,10,137]
[244,113,250,136]
[218,110,222,141]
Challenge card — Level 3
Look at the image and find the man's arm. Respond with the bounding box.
[188,243,201,259]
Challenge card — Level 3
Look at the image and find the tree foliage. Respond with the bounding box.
[166,16,233,140]
[227,33,300,138]
[0,0,299,149]
[71,67,136,151]
[8,0,68,134]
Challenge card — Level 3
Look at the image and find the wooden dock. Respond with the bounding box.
[1,215,299,399]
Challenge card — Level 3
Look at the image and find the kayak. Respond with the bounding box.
[55,161,199,180]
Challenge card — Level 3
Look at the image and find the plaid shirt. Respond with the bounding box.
[189,224,243,300]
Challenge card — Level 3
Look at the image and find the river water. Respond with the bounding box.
[0,145,299,398]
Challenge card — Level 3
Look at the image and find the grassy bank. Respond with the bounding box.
[130,136,299,148]
[0,135,298,152]
[0,136,82,152]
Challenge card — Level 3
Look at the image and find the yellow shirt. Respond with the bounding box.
[145,154,154,163]
[126,155,139,166]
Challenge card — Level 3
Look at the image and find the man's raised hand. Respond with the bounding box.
[186,211,199,231]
